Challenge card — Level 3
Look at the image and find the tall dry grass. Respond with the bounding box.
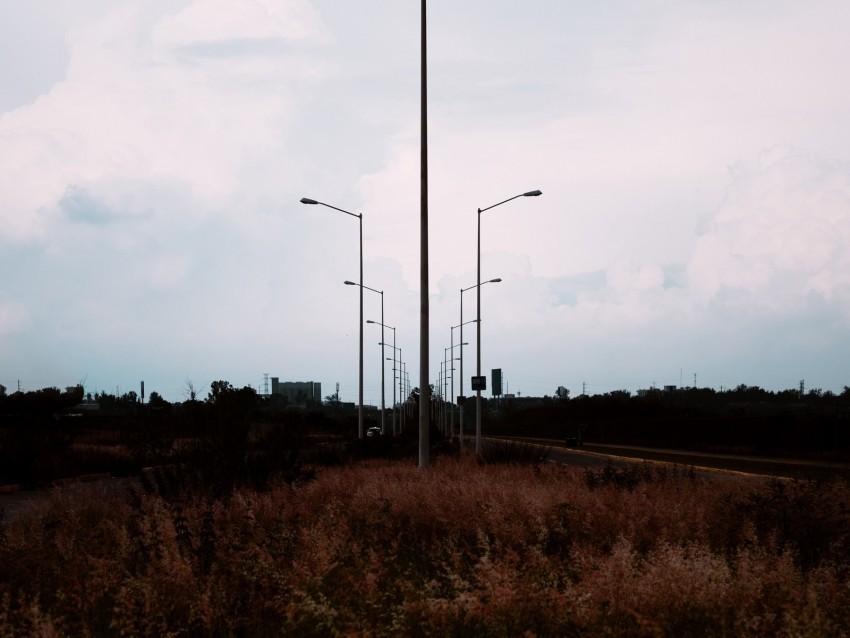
[1,454,848,636]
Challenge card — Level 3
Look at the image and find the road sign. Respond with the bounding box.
[471,376,486,391]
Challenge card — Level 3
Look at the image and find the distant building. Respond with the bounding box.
[637,386,677,397]
[270,378,322,405]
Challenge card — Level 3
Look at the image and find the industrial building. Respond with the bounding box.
[270,378,322,405]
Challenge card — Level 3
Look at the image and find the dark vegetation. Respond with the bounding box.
[2,381,848,488]
[0,380,437,488]
[1,381,849,635]
[1,457,848,635]
[486,384,850,460]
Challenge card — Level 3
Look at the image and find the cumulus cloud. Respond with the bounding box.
[688,147,850,310]
[153,0,325,52]
[465,147,850,395]
[2,1,850,399]
[0,0,329,242]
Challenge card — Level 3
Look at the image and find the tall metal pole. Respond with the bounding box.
[380,291,385,434]
[300,197,364,438]
[375,323,399,434]
[387,354,396,434]
[444,347,450,433]
[389,326,396,435]
[438,361,443,431]
[358,215,364,439]
[474,191,541,453]
[399,349,404,432]
[450,326,455,439]
[459,290,465,446]
[392,327,396,434]
[419,0,430,467]
[476,207,482,453]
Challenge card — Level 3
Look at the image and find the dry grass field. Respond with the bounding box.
[1,452,848,636]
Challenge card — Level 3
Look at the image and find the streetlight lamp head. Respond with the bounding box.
[523,190,542,197]
[344,280,357,286]
[300,197,319,205]
[490,278,502,283]
[366,320,376,324]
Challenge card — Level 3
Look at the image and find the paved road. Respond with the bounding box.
[481,437,632,469]
[490,436,850,480]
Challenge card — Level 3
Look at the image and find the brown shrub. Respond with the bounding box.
[0,458,847,636]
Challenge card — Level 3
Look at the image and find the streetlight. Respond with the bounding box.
[447,334,468,440]
[401,359,409,425]
[385,345,406,433]
[348,283,384,434]
[438,360,444,431]
[386,356,397,435]
[461,278,500,448]
[301,197,365,438]
[399,348,405,431]
[375,324,399,435]
[476,190,541,453]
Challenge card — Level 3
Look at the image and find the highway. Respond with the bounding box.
[488,436,850,480]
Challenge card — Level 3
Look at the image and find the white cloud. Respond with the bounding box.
[0,0,330,243]
[2,1,850,399]
[688,147,850,311]
[153,0,325,50]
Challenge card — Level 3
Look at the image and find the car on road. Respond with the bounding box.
[366,426,381,437]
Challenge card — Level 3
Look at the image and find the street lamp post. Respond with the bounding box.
[461,279,500,449]
[301,197,364,438]
[386,355,397,435]
[380,338,401,436]
[448,330,469,440]
[443,345,452,435]
[400,358,407,426]
[399,349,404,431]
[349,283,384,433]
[476,190,541,453]
[443,350,451,434]
[371,320,397,435]
[438,361,444,432]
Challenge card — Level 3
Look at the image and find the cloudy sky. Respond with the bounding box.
[2,0,849,403]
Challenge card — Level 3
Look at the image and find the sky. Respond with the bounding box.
[1,0,849,404]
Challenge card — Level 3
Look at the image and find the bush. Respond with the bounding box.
[0,457,848,635]
[583,461,696,491]
[478,439,551,465]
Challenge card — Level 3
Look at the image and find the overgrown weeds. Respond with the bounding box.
[478,439,551,465]
[583,461,697,491]
[0,457,848,636]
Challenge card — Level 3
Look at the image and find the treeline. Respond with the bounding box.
[0,380,360,488]
[490,384,850,458]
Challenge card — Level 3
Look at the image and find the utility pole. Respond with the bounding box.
[418,0,430,467]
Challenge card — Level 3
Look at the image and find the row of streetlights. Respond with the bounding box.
[439,190,543,452]
[301,197,410,439]
[302,188,542,447]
